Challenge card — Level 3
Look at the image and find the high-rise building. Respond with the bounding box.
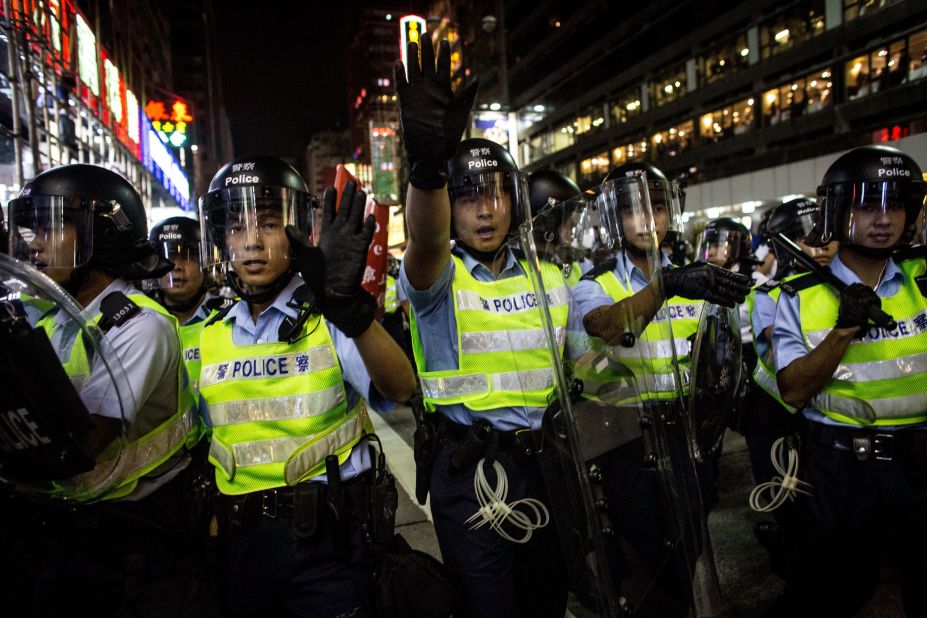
[300,131,352,197]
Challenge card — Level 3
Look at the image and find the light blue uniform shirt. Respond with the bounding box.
[751,285,779,363]
[183,292,223,326]
[203,276,392,482]
[773,253,906,427]
[401,247,550,431]
[572,250,672,319]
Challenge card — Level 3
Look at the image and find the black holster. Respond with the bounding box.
[411,397,439,505]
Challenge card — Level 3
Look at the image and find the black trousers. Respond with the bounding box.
[1,467,218,618]
[215,477,374,618]
[428,437,569,618]
[779,428,927,617]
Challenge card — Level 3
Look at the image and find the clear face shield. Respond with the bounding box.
[771,209,838,269]
[695,228,745,268]
[144,239,205,300]
[448,170,531,270]
[200,186,311,294]
[819,181,926,248]
[7,196,95,284]
[531,193,588,266]
[598,175,669,256]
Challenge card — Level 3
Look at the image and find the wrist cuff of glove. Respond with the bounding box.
[322,291,377,338]
[409,161,448,191]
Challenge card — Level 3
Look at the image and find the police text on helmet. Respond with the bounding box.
[468,158,499,170]
[225,174,261,186]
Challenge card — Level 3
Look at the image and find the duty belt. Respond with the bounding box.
[807,423,927,462]
[440,416,544,460]
[218,472,368,523]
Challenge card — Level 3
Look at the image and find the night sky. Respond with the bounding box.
[215,3,356,160]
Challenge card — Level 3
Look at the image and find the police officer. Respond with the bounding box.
[395,34,570,617]
[772,145,927,616]
[695,217,755,274]
[148,215,229,393]
[197,155,416,617]
[3,164,207,615]
[527,168,590,286]
[742,198,837,577]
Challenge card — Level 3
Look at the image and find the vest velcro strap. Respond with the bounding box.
[200,345,336,387]
[421,367,555,402]
[207,385,346,426]
[285,405,369,485]
[460,327,565,354]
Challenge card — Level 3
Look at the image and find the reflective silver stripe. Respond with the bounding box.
[813,391,927,422]
[807,324,926,348]
[833,352,927,382]
[753,363,781,396]
[208,407,367,478]
[421,368,555,400]
[460,327,565,354]
[207,385,346,426]
[455,284,571,314]
[200,346,336,387]
[610,338,690,360]
[284,406,369,485]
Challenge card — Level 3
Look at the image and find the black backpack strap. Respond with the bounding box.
[580,257,618,282]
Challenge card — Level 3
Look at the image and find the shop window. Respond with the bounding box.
[552,123,575,152]
[698,33,750,86]
[579,151,610,183]
[651,120,694,159]
[700,98,755,142]
[909,30,927,82]
[759,1,825,59]
[625,139,648,162]
[573,104,606,136]
[843,0,899,22]
[762,68,831,125]
[610,90,642,125]
[612,145,627,167]
[650,64,687,108]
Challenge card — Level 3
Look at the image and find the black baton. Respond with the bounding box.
[775,233,897,330]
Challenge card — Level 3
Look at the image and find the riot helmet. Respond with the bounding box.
[447,138,529,261]
[597,162,683,255]
[199,155,313,302]
[766,198,837,273]
[810,145,926,257]
[527,169,584,259]
[147,216,206,311]
[7,164,170,289]
[695,217,753,269]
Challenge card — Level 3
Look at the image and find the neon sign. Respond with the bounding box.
[145,97,194,148]
[75,14,99,96]
[103,58,122,124]
[142,116,191,209]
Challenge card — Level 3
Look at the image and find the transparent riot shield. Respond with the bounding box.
[0,254,136,501]
[522,174,722,617]
[688,303,742,459]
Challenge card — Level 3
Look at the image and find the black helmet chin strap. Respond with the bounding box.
[230,267,296,306]
[843,243,896,260]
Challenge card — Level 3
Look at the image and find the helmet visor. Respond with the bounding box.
[695,228,746,268]
[7,195,94,275]
[448,170,530,257]
[598,175,659,253]
[833,181,926,248]
[144,242,204,292]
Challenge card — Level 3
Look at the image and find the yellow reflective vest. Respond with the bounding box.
[199,313,371,495]
[410,254,570,413]
[790,257,927,427]
[585,266,702,402]
[41,293,198,501]
[746,284,795,412]
[385,275,400,314]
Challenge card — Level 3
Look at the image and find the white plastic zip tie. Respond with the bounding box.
[748,437,813,513]
[464,458,550,544]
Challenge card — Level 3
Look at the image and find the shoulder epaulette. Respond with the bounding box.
[778,272,824,296]
[580,258,618,282]
[98,291,141,333]
[755,280,780,294]
[892,246,927,264]
[204,295,235,312]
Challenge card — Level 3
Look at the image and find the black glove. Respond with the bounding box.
[394,35,479,190]
[836,283,881,334]
[661,262,752,308]
[286,181,378,338]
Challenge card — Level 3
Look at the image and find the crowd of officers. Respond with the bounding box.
[0,32,926,618]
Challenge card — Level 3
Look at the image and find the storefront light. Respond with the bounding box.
[774,29,789,43]
[740,47,749,57]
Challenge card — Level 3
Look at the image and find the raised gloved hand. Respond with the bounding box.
[835,283,881,334]
[661,262,752,307]
[394,34,479,190]
[285,181,377,337]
